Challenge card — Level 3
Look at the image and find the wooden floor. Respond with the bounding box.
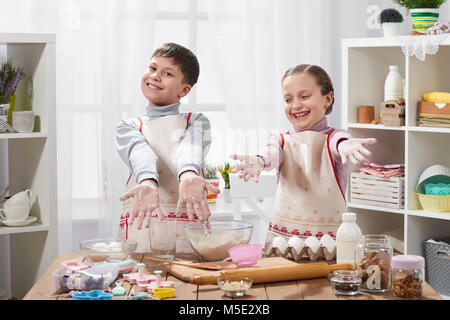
[23,253,442,300]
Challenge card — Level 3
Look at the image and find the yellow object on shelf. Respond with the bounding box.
[417,193,450,212]
[152,288,175,299]
[422,92,450,104]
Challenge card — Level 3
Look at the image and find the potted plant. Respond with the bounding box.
[392,0,447,34]
[204,164,220,206]
[218,162,233,203]
[380,8,404,37]
[0,59,25,131]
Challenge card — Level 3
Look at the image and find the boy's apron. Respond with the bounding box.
[264,130,347,248]
[117,114,197,255]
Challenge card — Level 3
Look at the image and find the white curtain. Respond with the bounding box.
[0,0,157,254]
[55,0,157,253]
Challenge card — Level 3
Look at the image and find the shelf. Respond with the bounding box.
[407,126,450,134]
[407,210,450,221]
[347,123,406,131]
[0,222,50,235]
[342,36,450,48]
[0,132,48,140]
[347,202,405,215]
[0,32,55,44]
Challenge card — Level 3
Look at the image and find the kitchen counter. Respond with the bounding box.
[23,253,442,300]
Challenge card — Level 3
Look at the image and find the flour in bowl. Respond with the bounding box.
[189,233,249,261]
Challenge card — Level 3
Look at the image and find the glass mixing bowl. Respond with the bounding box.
[184,219,254,261]
[79,238,137,262]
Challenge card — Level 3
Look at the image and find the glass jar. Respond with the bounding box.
[391,255,425,299]
[330,270,361,296]
[355,235,393,292]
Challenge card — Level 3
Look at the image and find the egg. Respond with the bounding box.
[91,242,109,252]
[319,234,336,253]
[304,236,321,253]
[288,235,304,253]
[109,241,124,252]
[271,236,288,253]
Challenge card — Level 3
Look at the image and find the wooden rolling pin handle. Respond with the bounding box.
[328,263,353,272]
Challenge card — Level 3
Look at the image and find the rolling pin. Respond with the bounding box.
[189,262,352,285]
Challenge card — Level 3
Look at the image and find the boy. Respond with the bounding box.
[116,43,219,254]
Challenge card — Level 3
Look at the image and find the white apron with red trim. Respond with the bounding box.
[117,114,197,255]
[264,130,347,248]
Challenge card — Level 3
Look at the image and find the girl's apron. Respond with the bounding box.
[264,130,347,247]
[117,114,197,255]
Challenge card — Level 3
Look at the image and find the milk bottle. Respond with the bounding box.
[336,212,362,268]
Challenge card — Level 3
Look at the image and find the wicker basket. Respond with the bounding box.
[424,238,450,295]
[417,193,450,212]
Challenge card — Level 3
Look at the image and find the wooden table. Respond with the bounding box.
[23,253,442,300]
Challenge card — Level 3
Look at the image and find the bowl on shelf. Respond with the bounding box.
[80,238,137,262]
[184,219,253,261]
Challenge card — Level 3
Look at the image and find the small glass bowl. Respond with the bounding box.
[80,238,137,262]
[217,276,253,298]
[330,270,361,296]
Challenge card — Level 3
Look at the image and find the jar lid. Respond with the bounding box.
[391,255,425,270]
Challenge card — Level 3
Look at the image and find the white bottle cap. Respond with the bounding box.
[342,212,357,222]
[389,65,399,71]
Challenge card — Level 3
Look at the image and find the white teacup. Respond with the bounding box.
[0,206,30,221]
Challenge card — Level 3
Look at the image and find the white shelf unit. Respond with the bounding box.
[0,33,57,298]
[342,37,450,258]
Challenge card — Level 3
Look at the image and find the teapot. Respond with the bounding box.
[4,189,35,209]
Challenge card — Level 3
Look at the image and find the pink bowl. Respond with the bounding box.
[227,244,262,268]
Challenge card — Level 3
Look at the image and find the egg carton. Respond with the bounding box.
[263,235,337,261]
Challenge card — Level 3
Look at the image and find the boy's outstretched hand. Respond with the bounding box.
[176,171,220,222]
[119,179,163,229]
[230,154,265,182]
[338,138,377,166]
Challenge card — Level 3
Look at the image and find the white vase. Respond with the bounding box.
[382,22,401,37]
[222,188,232,203]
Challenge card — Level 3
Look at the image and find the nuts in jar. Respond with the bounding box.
[355,235,393,292]
[391,255,425,299]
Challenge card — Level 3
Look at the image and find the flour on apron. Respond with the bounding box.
[117,114,198,256]
[265,130,347,249]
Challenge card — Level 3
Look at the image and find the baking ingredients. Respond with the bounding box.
[217,277,252,297]
[391,255,424,299]
[272,236,289,254]
[336,212,362,268]
[189,233,248,261]
[355,235,393,292]
[288,235,304,253]
[330,270,361,296]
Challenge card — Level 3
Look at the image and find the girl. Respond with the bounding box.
[231,64,376,248]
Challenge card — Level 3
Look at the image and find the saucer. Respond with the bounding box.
[0,216,37,227]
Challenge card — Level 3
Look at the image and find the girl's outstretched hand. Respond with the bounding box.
[230,154,265,182]
[338,138,377,166]
[120,179,163,229]
[176,171,220,222]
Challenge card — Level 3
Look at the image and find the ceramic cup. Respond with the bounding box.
[12,111,35,133]
[0,205,30,221]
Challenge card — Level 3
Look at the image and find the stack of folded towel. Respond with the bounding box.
[359,160,405,178]
[417,91,450,128]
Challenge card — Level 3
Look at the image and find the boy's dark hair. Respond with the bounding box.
[152,43,200,87]
[281,64,334,115]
